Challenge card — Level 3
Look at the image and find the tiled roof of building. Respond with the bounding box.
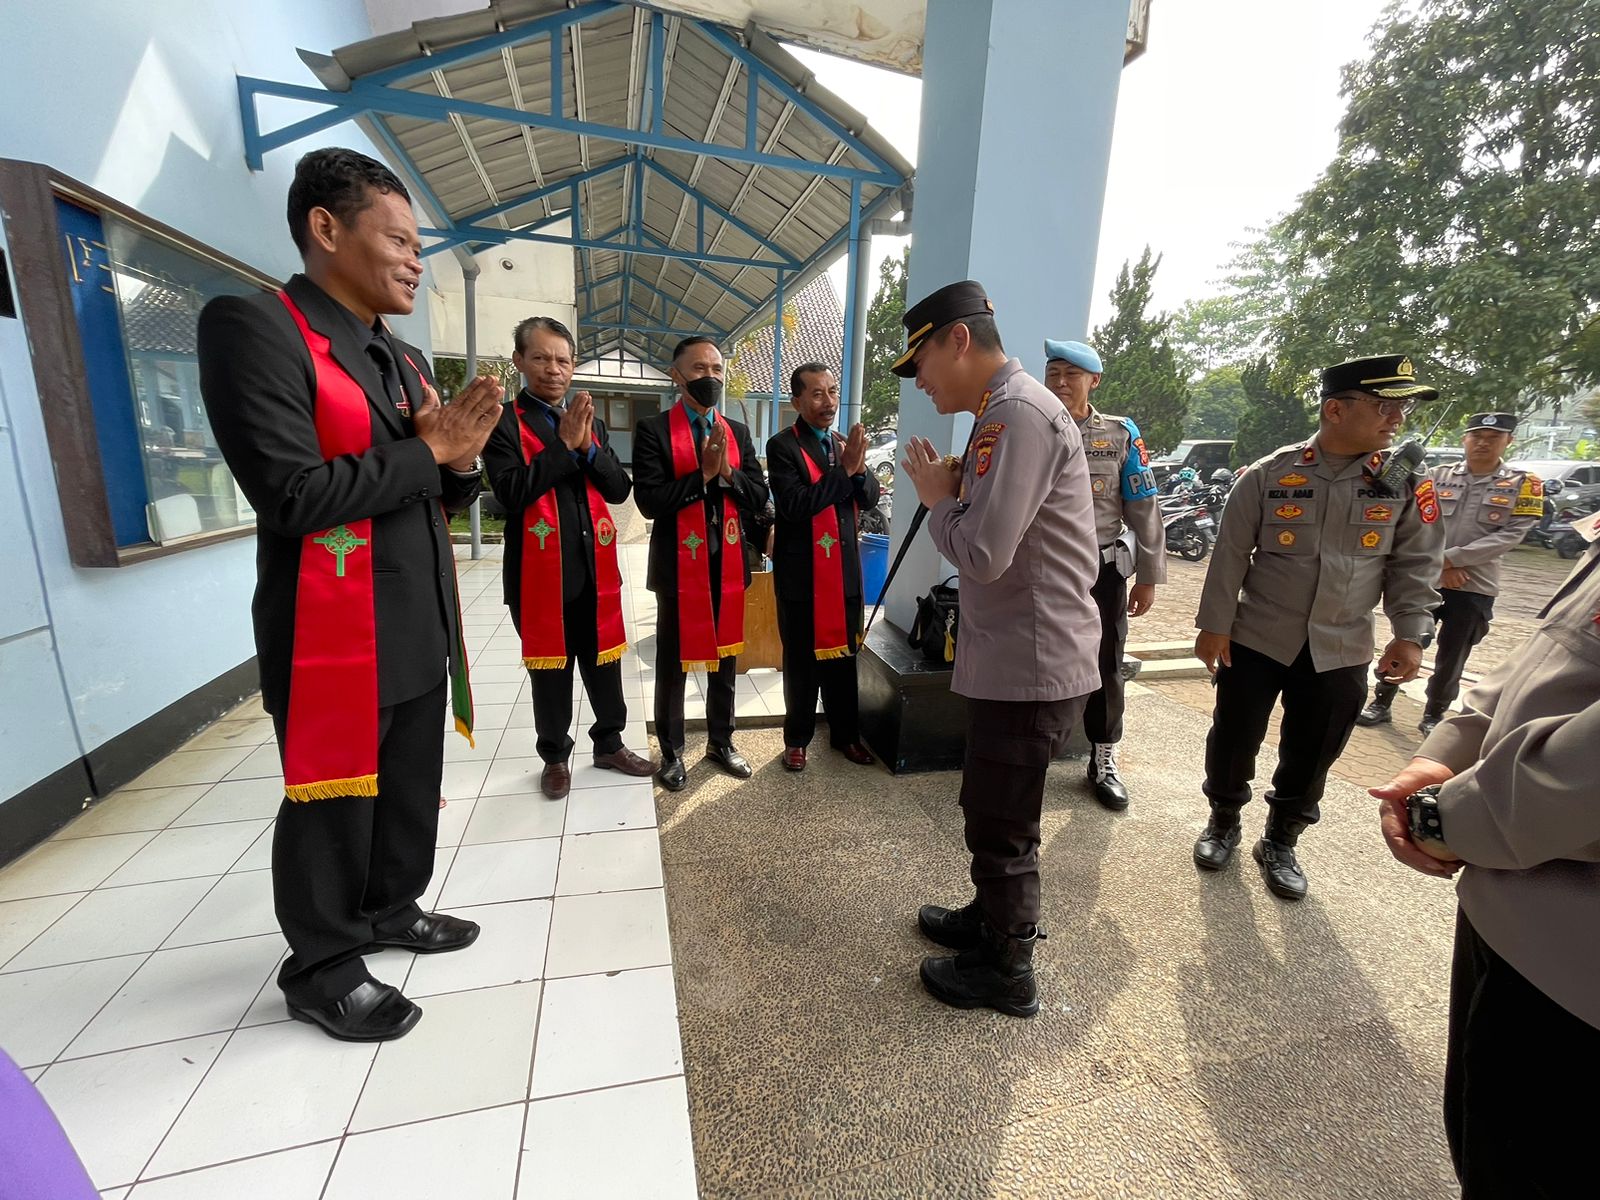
[729,276,844,397]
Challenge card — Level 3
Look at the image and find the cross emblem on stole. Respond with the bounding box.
[313,525,367,578]
[530,518,555,550]
[682,531,704,560]
[817,532,837,558]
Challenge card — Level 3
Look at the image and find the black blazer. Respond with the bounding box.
[484,391,632,616]
[633,404,768,595]
[198,273,480,716]
[766,418,878,606]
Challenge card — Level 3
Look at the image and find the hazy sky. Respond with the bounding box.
[806,0,1397,327]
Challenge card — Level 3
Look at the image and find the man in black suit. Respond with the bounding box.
[766,364,878,771]
[484,315,653,799]
[633,336,769,792]
[198,148,503,1042]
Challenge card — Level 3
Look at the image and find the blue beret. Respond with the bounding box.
[1044,339,1102,373]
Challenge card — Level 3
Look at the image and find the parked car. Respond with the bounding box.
[1421,445,1465,472]
[866,437,896,485]
[1150,439,1234,487]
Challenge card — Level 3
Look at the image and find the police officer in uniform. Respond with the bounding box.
[1192,355,1445,900]
[897,282,1101,1017]
[1043,338,1165,809]
[1356,412,1541,736]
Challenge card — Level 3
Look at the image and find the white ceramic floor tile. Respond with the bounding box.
[125,748,254,791]
[521,1076,696,1200]
[327,1104,523,1200]
[471,682,526,706]
[563,785,658,835]
[178,717,275,754]
[0,833,157,902]
[100,822,268,888]
[462,793,567,844]
[220,744,282,781]
[421,847,455,912]
[65,934,286,1058]
[125,1141,338,1199]
[437,839,560,907]
[543,888,671,979]
[100,1188,129,1200]
[162,870,276,948]
[444,728,504,762]
[6,877,217,972]
[492,725,540,760]
[37,1033,227,1189]
[468,703,515,731]
[53,787,208,841]
[555,830,664,896]
[531,967,682,1098]
[442,760,492,802]
[0,955,147,1066]
[230,824,274,873]
[170,778,283,827]
[220,697,267,721]
[435,796,477,847]
[404,899,552,998]
[478,756,550,798]
[351,982,540,1131]
[0,892,83,969]
[147,1021,378,1176]
[468,663,529,684]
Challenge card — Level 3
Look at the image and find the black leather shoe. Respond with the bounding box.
[920,921,1043,1018]
[372,911,480,954]
[1417,710,1444,737]
[658,757,687,792]
[1354,701,1393,727]
[1254,837,1308,900]
[288,980,421,1042]
[1193,817,1242,870]
[917,899,985,950]
[1088,743,1130,811]
[705,743,752,779]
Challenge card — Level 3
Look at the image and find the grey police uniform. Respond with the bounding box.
[927,357,1101,931]
[1418,522,1600,1190]
[1079,407,1165,745]
[1195,436,1444,836]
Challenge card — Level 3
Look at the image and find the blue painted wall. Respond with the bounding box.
[0,0,436,804]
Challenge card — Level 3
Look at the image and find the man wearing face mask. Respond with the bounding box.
[633,336,769,792]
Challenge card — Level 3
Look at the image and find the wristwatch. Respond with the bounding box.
[1406,785,1446,844]
[447,457,483,477]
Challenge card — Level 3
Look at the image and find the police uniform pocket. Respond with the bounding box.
[1481,492,1515,526]
[1086,458,1119,501]
[1348,505,1394,554]
[1263,498,1316,554]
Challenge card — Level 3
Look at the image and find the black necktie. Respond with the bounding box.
[367,335,406,417]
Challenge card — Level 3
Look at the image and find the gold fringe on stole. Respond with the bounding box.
[454,717,476,750]
[285,774,379,803]
[524,655,569,670]
[814,646,851,661]
[717,641,746,659]
[595,642,628,666]
[681,658,723,672]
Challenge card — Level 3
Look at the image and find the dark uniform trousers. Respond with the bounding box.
[960,693,1088,933]
[1086,558,1129,744]
[776,595,863,749]
[1446,908,1598,1198]
[653,567,736,755]
[518,599,628,765]
[1202,641,1367,831]
[1424,588,1494,714]
[270,676,446,1006]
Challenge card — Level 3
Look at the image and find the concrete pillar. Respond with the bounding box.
[884,0,1127,629]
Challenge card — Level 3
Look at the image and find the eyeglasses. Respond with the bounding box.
[1346,396,1417,419]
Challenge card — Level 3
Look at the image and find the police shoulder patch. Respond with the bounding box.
[1414,478,1439,524]
[972,423,1005,478]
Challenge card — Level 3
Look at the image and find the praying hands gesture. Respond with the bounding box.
[416,374,504,470]
[841,423,868,476]
[901,435,961,508]
[701,419,731,483]
[559,390,594,452]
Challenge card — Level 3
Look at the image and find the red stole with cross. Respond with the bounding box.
[515,403,627,669]
[276,292,477,799]
[668,403,745,670]
[792,425,855,659]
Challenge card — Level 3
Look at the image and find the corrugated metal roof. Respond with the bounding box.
[304,1,913,366]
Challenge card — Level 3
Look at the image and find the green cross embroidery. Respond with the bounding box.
[313,525,367,578]
[817,531,837,559]
[683,531,705,560]
[529,518,554,550]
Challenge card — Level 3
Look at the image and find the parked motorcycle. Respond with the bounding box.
[1163,495,1216,561]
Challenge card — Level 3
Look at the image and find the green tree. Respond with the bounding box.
[1271,0,1600,410]
[1232,356,1316,466]
[1185,364,1249,438]
[1171,226,1317,379]
[861,247,910,430]
[434,355,520,399]
[1091,248,1190,456]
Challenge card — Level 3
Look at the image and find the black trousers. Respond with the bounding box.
[654,582,736,756]
[270,677,446,1006]
[1445,908,1598,1198]
[1424,588,1494,714]
[1084,558,1129,744]
[959,694,1087,934]
[1201,641,1367,833]
[518,596,628,764]
[776,594,863,749]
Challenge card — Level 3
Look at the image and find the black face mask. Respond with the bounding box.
[685,376,723,410]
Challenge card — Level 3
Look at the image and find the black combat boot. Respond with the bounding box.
[1417,708,1445,737]
[1254,810,1309,900]
[919,917,1044,1018]
[916,898,984,950]
[1193,806,1243,870]
[1355,681,1399,727]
